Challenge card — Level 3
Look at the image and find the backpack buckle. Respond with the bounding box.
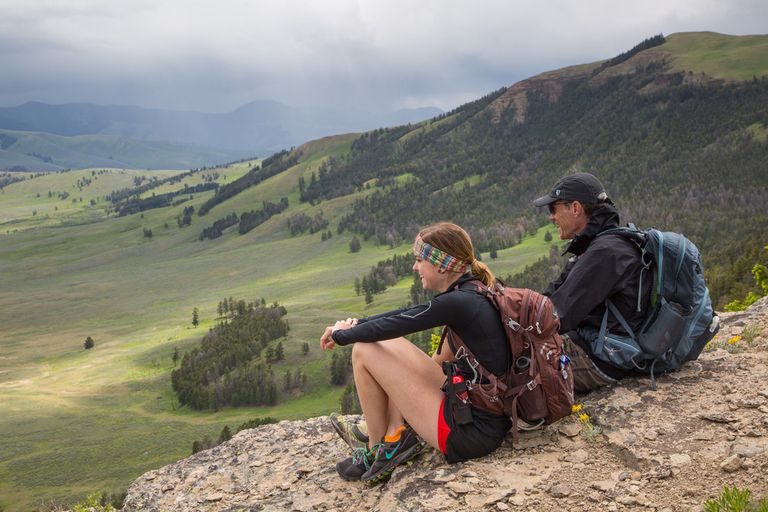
[526,380,537,391]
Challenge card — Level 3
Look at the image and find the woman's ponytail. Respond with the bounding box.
[470,259,495,287]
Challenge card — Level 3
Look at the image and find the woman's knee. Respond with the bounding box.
[351,338,408,366]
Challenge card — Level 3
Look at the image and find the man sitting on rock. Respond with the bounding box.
[533,172,651,393]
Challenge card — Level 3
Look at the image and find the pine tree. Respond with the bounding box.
[83,336,95,350]
[192,307,199,327]
[218,425,232,443]
[349,236,361,253]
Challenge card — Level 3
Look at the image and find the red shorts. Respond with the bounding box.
[437,394,508,463]
[437,396,451,454]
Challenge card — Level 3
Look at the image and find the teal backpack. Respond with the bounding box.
[579,225,720,388]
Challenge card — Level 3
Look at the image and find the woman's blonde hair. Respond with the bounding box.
[417,222,495,286]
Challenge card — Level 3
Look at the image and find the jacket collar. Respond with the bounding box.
[564,204,621,256]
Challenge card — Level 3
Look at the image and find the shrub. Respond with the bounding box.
[703,485,768,512]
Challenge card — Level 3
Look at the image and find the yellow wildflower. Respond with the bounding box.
[572,404,583,413]
[727,335,741,345]
[579,413,590,423]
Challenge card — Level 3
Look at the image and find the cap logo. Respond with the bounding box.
[555,189,561,197]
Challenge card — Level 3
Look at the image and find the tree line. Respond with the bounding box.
[114,182,218,216]
[105,168,198,204]
[287,210,328,236]
[239,198,289,234]
[171,298,289,411]
[353,252,414,304]
[591,34,666,76]
[197,150,299,216]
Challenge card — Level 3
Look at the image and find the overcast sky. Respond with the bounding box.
[0,0,765,113]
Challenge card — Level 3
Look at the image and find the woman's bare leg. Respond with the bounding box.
[352,337,446,450]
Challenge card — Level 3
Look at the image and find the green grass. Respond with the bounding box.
[0,128,246,171]
[0,149,551,510]
[746,122,768,143]
[663,32,768,80]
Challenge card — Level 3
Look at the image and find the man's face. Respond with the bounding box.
[548,200,587,240]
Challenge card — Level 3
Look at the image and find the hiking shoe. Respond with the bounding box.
[330,412,369,452]
[335,447,374,481]
[361,426,425,483]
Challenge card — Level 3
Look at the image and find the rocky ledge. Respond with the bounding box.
[123,298,768,512]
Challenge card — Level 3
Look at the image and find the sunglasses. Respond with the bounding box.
[548,201,571,214]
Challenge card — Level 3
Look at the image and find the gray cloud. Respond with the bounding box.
[0,0,765,113]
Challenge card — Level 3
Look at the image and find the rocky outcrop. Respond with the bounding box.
[123,299,768,511]
[487,63,597,125]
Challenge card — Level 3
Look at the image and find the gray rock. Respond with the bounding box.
[617,495,639,505]
[699,412,738,423]
[564,449,589,464]
[549,484,572,498]
[446,481,473,494]
[590,480,616,492]
[670,453,693,466]
[558,423,582,437]
[720,455,743,472]
[732,443,765,458]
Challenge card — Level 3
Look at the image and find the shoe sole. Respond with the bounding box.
[361,440,425,483]
[330,414,369,451]
[335,461,367,482]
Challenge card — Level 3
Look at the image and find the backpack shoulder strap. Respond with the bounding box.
[595,225,646,248]
[435,278,492,356]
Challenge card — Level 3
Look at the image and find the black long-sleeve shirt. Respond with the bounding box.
[331,274,510,376]
[332,274,512,438]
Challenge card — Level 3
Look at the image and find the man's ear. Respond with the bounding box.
[571,201,583,216]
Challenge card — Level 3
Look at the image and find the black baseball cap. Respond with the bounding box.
[532,172,609,207]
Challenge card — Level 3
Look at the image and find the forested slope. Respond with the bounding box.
[285,33,768,308]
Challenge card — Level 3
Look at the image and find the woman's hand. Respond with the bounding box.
[320,326,336,350]
[319,318,358,350]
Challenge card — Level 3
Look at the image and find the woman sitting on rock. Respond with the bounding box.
[320,222,512,482]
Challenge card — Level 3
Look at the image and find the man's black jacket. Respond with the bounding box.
[544,205,652,378]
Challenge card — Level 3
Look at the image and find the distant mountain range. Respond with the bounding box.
[0,101,442,171]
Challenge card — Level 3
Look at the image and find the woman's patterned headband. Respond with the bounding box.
[412,236,469,274]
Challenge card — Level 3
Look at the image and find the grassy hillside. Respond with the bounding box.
[0,139,553,510]
[0,128,248,171]
[663,32,768,80]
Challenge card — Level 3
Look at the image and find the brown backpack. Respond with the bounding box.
[439,281,574,442]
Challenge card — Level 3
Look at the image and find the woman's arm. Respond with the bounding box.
[331,291,469,346]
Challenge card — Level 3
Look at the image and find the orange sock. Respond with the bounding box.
[384,425,406,443]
